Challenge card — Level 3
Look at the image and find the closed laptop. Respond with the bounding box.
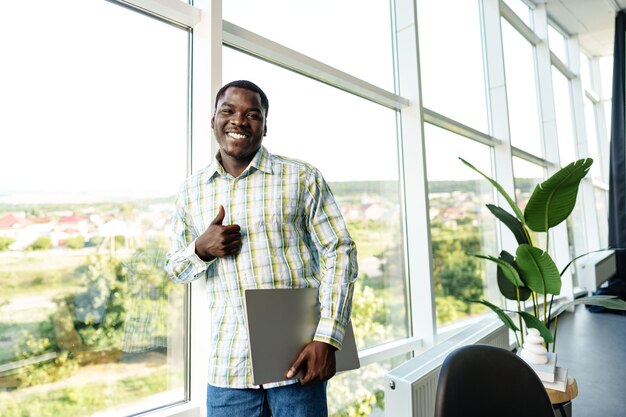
[243,287,360,385]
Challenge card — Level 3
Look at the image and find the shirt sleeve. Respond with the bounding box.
[304,169,358,350]
[165,182,216,283]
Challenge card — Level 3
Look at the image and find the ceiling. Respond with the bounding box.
[530,0,626,56]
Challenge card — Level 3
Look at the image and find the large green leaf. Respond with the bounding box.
[486,204,529,245]
[524,158,593,232]
[515,244,561,295]
[469,299,519,332]
[475,254,524,287]
[551,295,626,317]
[497,251,531,301]
[517,311,554,343]
[459,158,525,224]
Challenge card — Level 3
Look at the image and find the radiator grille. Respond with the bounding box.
[385,320,509,417]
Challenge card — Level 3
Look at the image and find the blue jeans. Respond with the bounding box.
[207,382,328,417]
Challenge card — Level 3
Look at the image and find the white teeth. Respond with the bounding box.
[227,132,246,140]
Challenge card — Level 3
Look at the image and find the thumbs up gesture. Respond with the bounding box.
[195,205,242,261]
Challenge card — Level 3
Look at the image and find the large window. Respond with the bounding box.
[223,47,409,413]
[0,2,188,415]
[552,67,577,165]
[513,157,547,249]
[548,24,568,64]
[584,96,603,180]
[222,0,395,91]
[424,124,498,329]
[416,0,489,133]
[502,0,532,27]
[1,1,616,416]
[502,20,543,156]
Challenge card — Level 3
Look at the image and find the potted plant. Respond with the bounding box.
[459,157,626,353]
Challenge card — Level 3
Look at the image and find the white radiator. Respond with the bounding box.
[384,319,510,417]
[578,249,616,292]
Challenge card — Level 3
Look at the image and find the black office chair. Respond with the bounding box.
[434,344,556,417]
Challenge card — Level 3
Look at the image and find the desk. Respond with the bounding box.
[546,377,578,417]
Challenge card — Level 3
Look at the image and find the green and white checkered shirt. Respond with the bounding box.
[165,146,358,389]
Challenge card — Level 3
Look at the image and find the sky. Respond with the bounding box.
[0,0,187,198]
[0,0,610,203]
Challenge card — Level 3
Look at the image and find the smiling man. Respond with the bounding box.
[165,80,358,417]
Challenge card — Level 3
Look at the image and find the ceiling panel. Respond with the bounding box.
[529,0,626,56]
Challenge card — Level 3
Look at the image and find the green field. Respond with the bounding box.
[0,251,89,299]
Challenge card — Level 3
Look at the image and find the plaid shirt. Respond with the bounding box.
[165,146,358,388]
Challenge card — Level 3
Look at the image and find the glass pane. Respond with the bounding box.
[424,124,499,329]
[223,47,410,349]
[600,56,614,100]
[502,0,532,28]
[595,188,609,247]
[0,1,188,415]
[580,52,592,92]
[512,157,545,210]
[548,24,568,64]
[328,353,409,416]
[513,157,546,247]
[584,97,602,180]
[502,20,543,156]
[566,191,587,288]
[416,0,489,133]
[223,0,394,92]
[552,67,577,165]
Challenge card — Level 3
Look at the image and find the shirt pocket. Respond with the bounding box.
[246,179,305,247]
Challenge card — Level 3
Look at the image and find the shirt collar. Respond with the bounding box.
[205,146,273,182]
[249,146,273,175]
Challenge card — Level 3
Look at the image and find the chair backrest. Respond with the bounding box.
[434,344,556,417]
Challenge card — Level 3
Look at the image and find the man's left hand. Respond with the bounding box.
[285,341,337,385]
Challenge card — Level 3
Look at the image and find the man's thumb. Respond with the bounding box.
[211,205,225,225]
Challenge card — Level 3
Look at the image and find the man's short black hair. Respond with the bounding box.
[215,80,269,117]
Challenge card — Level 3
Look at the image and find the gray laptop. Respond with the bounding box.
[243,287,360,385]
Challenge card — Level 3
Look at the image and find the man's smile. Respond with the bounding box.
[226,132,248,140]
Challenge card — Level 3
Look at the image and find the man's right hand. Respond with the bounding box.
[195,205,242,261]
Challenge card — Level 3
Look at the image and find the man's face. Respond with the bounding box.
[211,86,267,164]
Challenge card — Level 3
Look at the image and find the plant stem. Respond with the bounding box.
[547,294,554,323]
[552,315,559,352]
[543,293,548,327]
[516,287,524,345]
[532,292,539,317]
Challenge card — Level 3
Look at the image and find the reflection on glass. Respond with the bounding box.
[552,67,577,165]
[502,0,532,27]
[424,124,498,328]
[328,353,410,416]
[548,24,567,64]
[502,20,543,156]
[223,47,410,350]
[0,1,187,415]
[223,0,394,91]
[416,0,488,133]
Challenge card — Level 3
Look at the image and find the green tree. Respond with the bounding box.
[29,236,52,251]
[70,255,125,350]
[65,236,85,249]
[0,236,15,251]
[432,229,484,317]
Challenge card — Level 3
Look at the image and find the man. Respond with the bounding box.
[165,80,358,417]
